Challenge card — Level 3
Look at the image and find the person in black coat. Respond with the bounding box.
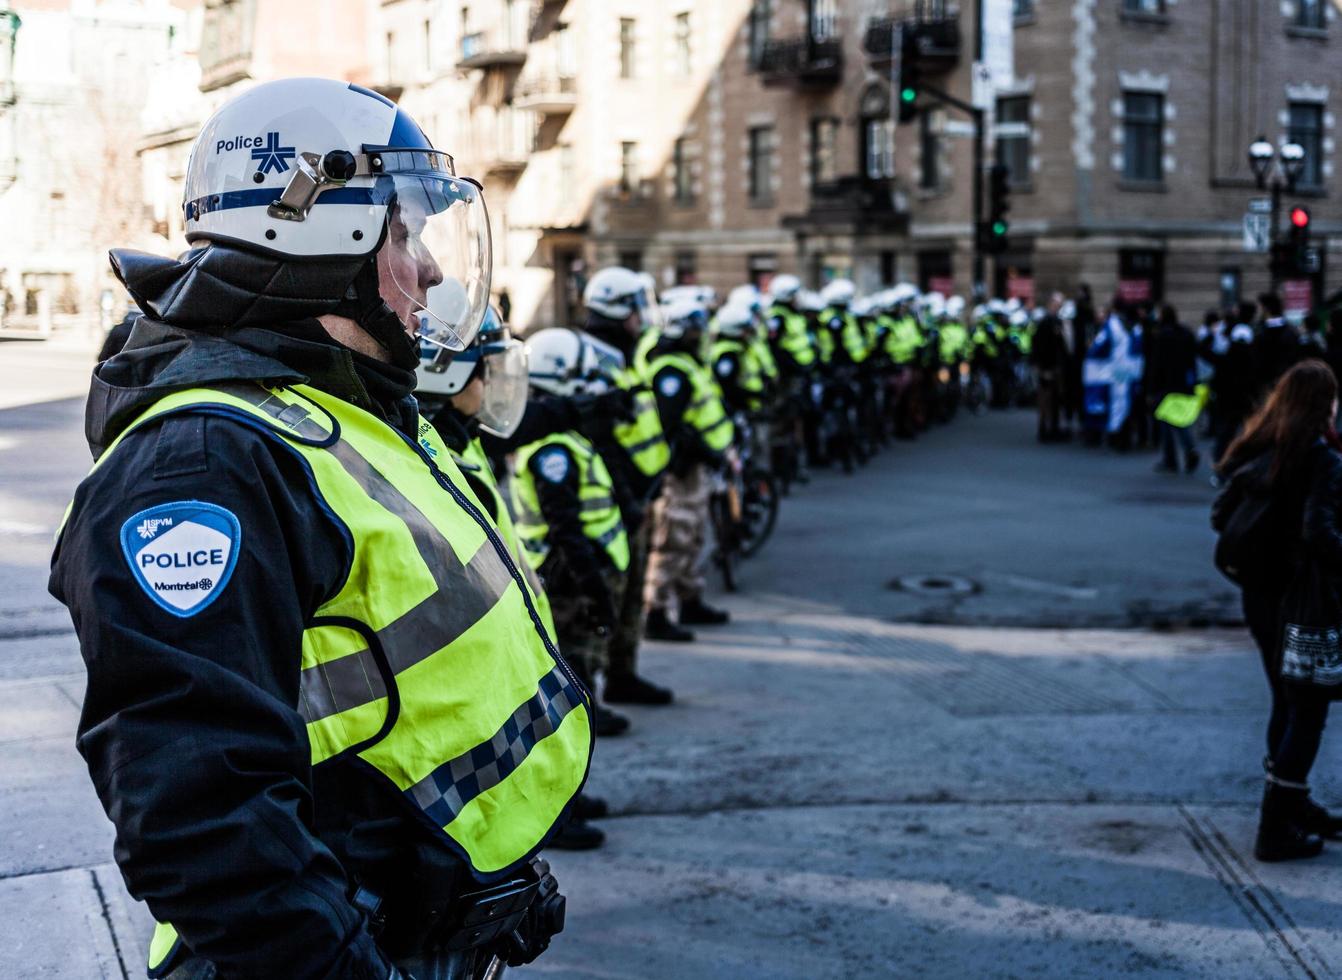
[1149,304,1201,473]
[1203,302,1259,465]
[1214,359,1342,861]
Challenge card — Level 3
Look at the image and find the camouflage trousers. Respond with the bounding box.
[606,517,650,676]
[549,564,624,683]
[643,465,709,612]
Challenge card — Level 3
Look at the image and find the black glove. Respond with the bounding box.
[573,387,636,432]
[581,579,618,635]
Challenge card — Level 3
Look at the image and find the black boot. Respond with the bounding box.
[548,818,605,850]
[680,597,730,626]
[1184,449,1201,474]
[1301,797,1342,840]
[1255,783,1325,862]
[604,671,674,705]
[646,607,695,642]
[593,703,630,737]
[572,793,609,820]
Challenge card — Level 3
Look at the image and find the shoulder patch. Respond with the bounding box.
[716,359,735,377]
[657,373,683,397]
[537,448,571,483]
[120,501,241,617]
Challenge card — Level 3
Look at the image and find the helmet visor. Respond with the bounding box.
[478,337,528,438]
[381,173,492,353]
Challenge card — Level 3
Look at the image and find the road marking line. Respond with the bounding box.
[984,570,1099,601]
[0,519,50,536]
[1178,806,1329,979]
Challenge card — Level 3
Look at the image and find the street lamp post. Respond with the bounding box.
[1248,136,1307,290]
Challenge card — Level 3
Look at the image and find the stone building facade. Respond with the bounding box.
[0,0,183,336]
[29,0,1342,335]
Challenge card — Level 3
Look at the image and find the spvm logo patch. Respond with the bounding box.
[120,501,241,617]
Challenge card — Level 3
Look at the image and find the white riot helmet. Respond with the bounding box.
[713,302,754,339]
[945,296,966,320]
[728,284,763,316]
[820,278,856,308]
[660,296,710,340]
[768,274,801,304]
[525,328,611,397]
[416,305,528,436]
[183,77,492,355]
[797,290,825,314]
[583,266,653,322]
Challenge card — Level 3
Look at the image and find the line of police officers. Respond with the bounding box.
[47,78,1044,979]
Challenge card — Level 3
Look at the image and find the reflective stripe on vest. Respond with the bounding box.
[820,308,869,364]
[885,316,922,364]
[646,351,735,453]
[710,338,765,406]
[512,431,631,574]
[768,304,817,367]
[611,370,670,478]
[89,382,592,887]
[450,436,557,640]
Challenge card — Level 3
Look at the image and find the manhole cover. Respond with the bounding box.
[889,575,979,596]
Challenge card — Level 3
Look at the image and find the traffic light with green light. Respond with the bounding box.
[897,29,920,123]
[986,164,1011,254]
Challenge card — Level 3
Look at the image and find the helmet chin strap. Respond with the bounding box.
[334,256,421,371]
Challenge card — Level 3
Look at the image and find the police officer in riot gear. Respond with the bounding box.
[578,267,676,704]
[49,78,589,980]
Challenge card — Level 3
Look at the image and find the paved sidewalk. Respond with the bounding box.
[3,593,1339,978]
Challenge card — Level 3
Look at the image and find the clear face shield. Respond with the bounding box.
[579,333,627,394]
[477,332,528,438]
[379,169,492,353]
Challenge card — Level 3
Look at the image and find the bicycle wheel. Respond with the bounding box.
[738,469,780,558]
[709,492,739,592]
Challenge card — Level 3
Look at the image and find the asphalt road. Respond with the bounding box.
[0,345,1336,979]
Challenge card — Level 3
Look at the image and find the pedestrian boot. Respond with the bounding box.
[646,607,695,642]
[1302,797,1342,840]
[1184,449,1201,474]
[680,597,730,626]
[593,703,631,737]
[1255,783,1325,862]
[604,670,674,705]
[548,818,605,850]
[572,793,609,820]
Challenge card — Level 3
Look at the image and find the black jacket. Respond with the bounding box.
[49,253,474,979]
[1255,318,1306,397]
[1147,323,1198,400]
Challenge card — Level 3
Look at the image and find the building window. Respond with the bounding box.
[811,116,838,185]
[619,249,644,272]
[1122,91,1164,182]
[810,0,837,40]
[1013,0,1035,16]
[864,117,895,179]
[1122,0,1165,13]
[920,112,939,189]
[1119,248,1164,302]
[675,12,692,76]
[748,126,774,204]
[559,143,575,191]
[423,19,433,71]
[1297,0,1325,29]
[996,95,1032,186]
[748,0,771,67]
[619,18,636,79]
[620,141,639,193]
[672,138,694,204]
[675,249,697,284]
[1289,102,1324,187]
[385,31,396,77]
